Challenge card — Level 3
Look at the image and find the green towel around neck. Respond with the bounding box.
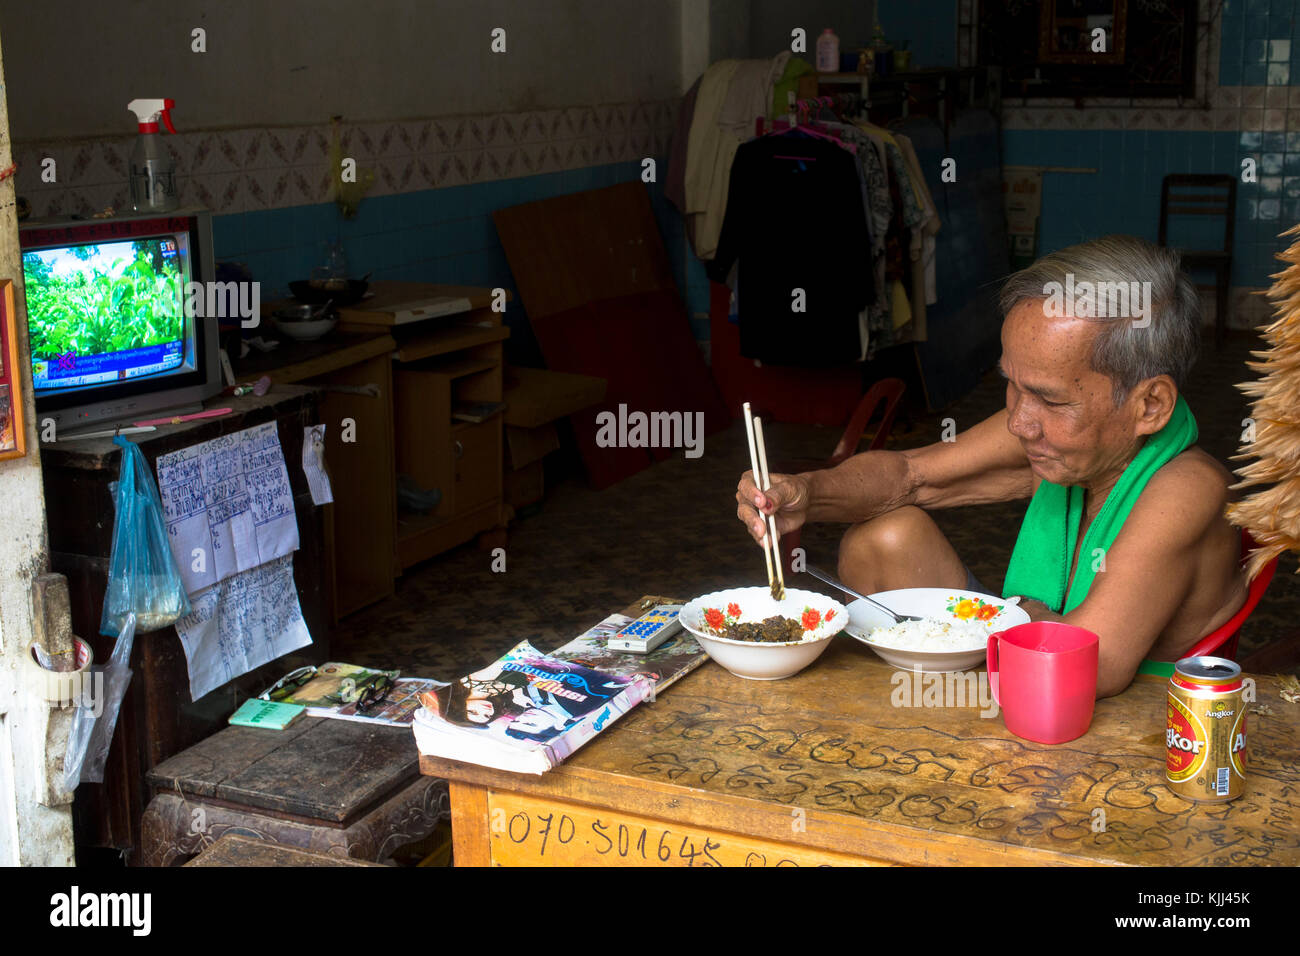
[1002,396,1198,614]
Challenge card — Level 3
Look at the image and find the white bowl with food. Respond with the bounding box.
[843,588,1029,672]
[680,586,848,680]
[272,304,337,342]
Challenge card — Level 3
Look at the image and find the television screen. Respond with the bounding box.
[22,230,197,394]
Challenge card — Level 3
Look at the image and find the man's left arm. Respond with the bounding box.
[1013,467,1219,698]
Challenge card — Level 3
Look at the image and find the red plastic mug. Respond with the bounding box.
[986,621,1099,744]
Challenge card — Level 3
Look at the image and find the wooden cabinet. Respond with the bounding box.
[41,388,330,857]
[342,284,510,571]
[452,420,501,513]
[234,284,510,603]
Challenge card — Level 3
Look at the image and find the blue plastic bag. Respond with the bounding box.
[100,436,191,635]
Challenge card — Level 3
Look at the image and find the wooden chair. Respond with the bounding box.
[773,378,907,573]
[1184,529,1278,662]
[1158,174,1237,348]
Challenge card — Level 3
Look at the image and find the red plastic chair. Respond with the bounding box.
[827,377,908,462]
[1183,529,1278,661]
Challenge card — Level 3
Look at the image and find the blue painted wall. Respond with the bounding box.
[1218,0,1299,86]
[211,159,697,362]
[1005,1,1300,290]
[1002,129,1287,288]
[876,0,959,69]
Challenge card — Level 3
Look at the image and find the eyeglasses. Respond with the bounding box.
[354,675,395,714]
[260,665,318,701]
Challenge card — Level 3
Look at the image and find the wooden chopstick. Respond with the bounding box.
[742,403,778,597]
[753,416,787,601]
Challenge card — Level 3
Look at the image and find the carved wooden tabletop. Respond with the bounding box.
[423,597,1300,866]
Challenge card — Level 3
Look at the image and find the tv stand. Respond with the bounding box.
[127,400,205,423]
[52,401,207,441]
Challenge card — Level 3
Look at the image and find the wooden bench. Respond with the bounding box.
[141,717,448,866]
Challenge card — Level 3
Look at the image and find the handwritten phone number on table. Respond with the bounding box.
[494,809,827,867]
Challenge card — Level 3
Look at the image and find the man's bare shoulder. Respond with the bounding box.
[1138,446,1231,531]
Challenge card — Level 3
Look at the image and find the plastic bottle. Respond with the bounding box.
[126,98,178,212]
[816,28,840,73]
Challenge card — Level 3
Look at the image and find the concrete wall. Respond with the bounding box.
[0,40,72,866]
[0,0,685,140]
[749,0,878,59]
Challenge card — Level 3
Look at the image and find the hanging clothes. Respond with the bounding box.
[894,134,941,339]
[771,57,815,120]
[849,121,941,346]
[682,54,792,261]
[818,120,894,356]
[665,77,701,217]
[683,60,741,261]
[707,131,873,367]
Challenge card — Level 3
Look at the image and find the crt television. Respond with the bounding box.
[19,208,222,431]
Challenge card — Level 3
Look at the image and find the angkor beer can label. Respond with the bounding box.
[1166,656,1246,803]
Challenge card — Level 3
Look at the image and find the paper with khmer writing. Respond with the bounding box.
[174,555,312,700]
[156,422,299,595]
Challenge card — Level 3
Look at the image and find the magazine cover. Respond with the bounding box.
[549,613,709,693]
[412,640,651,773]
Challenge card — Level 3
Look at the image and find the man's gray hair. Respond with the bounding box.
[999,235,1201,405]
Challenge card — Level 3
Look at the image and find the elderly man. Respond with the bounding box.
[736,236,1246,698]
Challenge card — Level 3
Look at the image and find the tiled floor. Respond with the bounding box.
[332,328,1300,679]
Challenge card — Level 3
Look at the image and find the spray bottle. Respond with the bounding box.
[126,98,178,212]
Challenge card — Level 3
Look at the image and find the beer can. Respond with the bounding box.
[1166,656,1247,803]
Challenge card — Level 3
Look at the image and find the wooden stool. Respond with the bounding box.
[140,717,449,866]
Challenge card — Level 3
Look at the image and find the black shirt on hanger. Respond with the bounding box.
[707,130,873,366]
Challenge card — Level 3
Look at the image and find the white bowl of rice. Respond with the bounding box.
[842,588,1029,673]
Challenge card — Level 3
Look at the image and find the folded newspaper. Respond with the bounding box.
[412,640,652,774]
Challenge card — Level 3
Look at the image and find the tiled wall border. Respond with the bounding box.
[13,101,675,220]
[1003,86,1300,132]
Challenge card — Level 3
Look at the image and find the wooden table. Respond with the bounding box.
[422,597,1300,867]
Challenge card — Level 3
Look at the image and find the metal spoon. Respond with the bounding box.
[805,564,923,623]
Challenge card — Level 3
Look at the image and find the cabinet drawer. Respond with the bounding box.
[453,419,501,512]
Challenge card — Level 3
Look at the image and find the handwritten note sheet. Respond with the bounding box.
[156,422,299,596]
[174,555,312,700]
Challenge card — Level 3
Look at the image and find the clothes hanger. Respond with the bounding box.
[766,100,856,155]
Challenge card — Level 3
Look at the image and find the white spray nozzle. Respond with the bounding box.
[127,98,176,133]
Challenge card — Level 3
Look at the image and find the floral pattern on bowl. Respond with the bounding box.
[700,601,837,641]
[842,588,1031,673]
[945,595,1005,625]
[680,587,849,681]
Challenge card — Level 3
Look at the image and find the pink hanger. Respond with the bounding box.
[754,96,856,155]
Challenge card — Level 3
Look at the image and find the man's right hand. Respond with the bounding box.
[736,470,810,545]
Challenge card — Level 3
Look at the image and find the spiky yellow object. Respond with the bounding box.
[1226,222,1300,580]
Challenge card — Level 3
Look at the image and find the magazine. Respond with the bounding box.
[548,613,709,695]
[411,640,652,774]
[270,662,435,727]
